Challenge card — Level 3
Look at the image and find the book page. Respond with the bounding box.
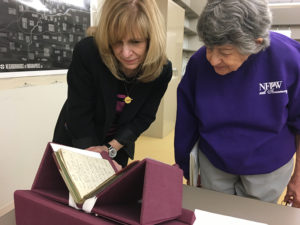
[59,148,115,199]
[194,209,268,225]
[50,143,102,158]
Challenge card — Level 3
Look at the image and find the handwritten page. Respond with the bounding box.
[50,143,101,158]
[59,148,115,199]
[193,209,268,225]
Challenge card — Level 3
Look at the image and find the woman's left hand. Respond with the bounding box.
[284,174,300,208]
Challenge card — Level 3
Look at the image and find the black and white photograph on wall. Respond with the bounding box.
[0,0,90,76]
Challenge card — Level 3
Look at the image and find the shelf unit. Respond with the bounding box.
[173,0,206,75]
[143,0,185,138]
[173,0,199,18]
[269,2,300,41]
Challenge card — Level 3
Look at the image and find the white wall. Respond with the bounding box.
[0,77,67,217]
[0,0,103,221]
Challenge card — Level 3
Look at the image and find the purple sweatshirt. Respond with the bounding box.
[175,32,300,179]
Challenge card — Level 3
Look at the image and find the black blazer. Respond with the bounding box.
[53,37,172,162]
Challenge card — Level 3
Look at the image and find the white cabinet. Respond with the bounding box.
[269,2,300,40]
[173,0,206,75]
[90,0,102,25]
[173,0,201,52]
[143,0,184,138]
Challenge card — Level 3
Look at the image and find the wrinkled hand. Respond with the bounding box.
[112,160,122,171]
[197,174,201,187]
[284,174,300,208]
[186,174,201,187]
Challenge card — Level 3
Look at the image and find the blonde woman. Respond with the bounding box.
[53,0,172,168]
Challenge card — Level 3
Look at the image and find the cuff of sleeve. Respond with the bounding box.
[114,128,137,146]
[72,136,99,149]
[179,162,189,180]
[184,170,190,180]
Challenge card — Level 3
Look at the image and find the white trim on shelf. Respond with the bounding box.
[0,70,67,79]
[184,26,197,36]
[183,48,198,52]
[269,3,300,25]
[269,2,300,8]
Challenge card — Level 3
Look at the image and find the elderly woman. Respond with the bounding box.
[53,0,172,169]
[175,0,300,207]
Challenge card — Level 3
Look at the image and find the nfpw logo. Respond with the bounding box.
[259,81,288,95]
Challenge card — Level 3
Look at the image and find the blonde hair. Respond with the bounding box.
[94,0,167,82]
[85,26,97,37]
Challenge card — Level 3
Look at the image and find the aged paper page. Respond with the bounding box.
[51,143,101,158]
[59,148,115,199]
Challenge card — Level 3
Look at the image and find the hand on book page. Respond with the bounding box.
[86,145,122,171]
[189,141,200,187]
[112,160,122,171]
[53,148,117,204]
[86,145,108,153]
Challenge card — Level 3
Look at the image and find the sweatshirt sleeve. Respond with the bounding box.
[174,58,199,179]
[287,43,300,134]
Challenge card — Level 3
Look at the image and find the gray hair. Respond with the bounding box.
[197,0,272,54]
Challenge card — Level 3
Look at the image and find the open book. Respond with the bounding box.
[51,143,122,204]
[29,142,189,225]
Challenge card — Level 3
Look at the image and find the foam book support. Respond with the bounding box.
[14,143,195,225]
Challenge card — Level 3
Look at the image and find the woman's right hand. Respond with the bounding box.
[86,145,108,153]
[86,146,122,171]
[112,160,122,171]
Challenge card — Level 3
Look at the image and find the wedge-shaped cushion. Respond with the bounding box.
[26,143,193,225]
[14,190,195,225]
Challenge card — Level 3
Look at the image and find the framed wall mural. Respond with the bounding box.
[0,0,90,78]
